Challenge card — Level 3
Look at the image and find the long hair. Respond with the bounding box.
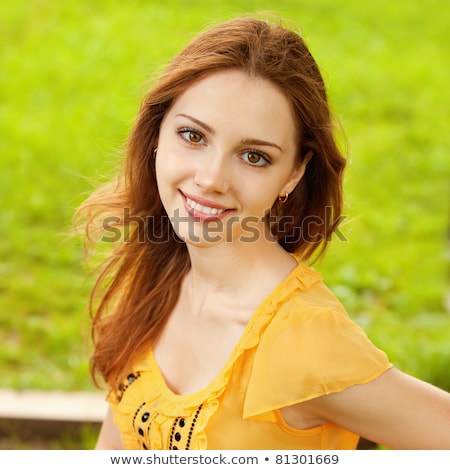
[75,16,346,388]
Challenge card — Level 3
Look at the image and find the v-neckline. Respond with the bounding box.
[147,261,306,402]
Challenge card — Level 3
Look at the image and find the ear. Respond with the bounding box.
[279,151,313,196]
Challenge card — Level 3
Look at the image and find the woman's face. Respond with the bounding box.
[155,69,305,247]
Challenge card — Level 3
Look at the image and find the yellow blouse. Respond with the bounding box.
[108,263,392,450]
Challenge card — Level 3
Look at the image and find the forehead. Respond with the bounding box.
[174,69,292,112]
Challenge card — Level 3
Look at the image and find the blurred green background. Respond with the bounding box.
[1,0,449,403]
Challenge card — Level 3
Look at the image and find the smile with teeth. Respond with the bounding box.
[185,196,227,215]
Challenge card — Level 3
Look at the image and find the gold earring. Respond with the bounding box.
[278,192,289,203]
[153,147,158,158]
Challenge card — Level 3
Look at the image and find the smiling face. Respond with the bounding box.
[155,69,306,247]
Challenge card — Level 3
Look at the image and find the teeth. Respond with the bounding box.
[186,197,226,215]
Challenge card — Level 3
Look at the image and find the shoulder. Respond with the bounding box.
[264,264,390,376]
[267,262,351,332]
[243,263,392,418]
[276,262,346,309]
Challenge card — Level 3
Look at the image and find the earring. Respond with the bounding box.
[153,147,158,158]
[278,192,289,204]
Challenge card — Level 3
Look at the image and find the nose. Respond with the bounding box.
[194,149,230,194]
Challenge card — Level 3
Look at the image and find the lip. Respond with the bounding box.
[180,190,234,221]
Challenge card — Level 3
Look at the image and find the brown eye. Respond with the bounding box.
[189,131,202,143]
[178,128,205,145]
[240,150,269,167]
[247,152,261,164]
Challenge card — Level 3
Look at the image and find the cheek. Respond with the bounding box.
[241,185,279,215]
[155,151,182,186]
[154,159,165,193]
[156,140,192,175]
[154,157,176,206]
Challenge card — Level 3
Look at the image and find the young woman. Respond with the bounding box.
[76,16,450,450]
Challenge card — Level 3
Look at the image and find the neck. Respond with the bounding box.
[183,236,297,315]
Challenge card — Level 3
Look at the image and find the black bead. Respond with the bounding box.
[179,418,185,427]
[142,412,150,422]
[175,432,181,442]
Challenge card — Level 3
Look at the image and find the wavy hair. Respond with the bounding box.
[75,16,346,388]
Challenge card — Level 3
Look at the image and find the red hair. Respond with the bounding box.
[75,16,346,389]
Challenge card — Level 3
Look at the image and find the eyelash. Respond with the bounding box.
[176,127,271,168]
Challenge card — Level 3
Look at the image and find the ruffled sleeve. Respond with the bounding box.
[243,287,392,421]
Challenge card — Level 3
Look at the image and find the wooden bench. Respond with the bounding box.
[0,389,107,448]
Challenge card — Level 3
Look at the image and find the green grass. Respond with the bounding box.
[0,0,449,396]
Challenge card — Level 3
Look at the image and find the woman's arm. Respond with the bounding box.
[94,405,124,450]
[312,367,450,449]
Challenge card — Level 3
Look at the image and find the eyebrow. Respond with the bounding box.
[240,138,283,153]
[176,114,214,134]
[176,113,283,152]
